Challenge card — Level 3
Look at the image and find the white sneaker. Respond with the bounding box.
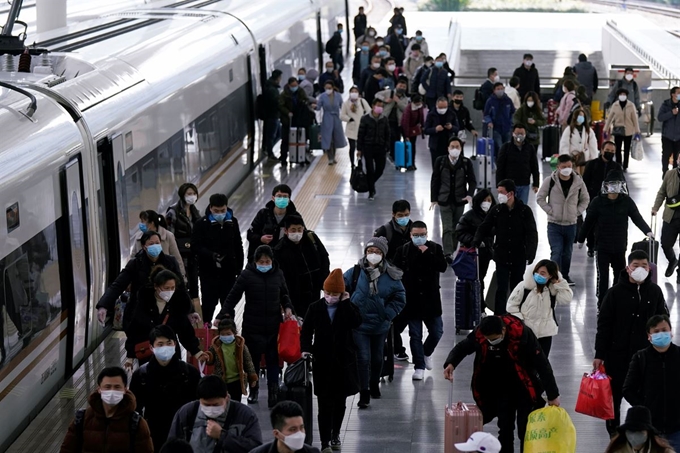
[412,369,425,380]
[424,355,433,371]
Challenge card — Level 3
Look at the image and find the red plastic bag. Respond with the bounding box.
[278,318,302,364]
[188,323,216,375]
[575,367,614,420]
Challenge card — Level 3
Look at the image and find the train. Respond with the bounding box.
[0,0,347,448]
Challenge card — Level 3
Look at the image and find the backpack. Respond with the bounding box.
[349,264,361,295]
[255,94,266,120]
[473,87,485,110]
[518,288,558,326]
[74,408,141,452]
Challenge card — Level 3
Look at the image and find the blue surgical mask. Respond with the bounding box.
[153,345,175,362]
[297,74,306,81]
[379,50,387,57]
[139,223,148,233]
[395,217,410,227]
[257,264,272,273]
[533,273,549,285]
[412,236,427,247]
[361,46,369,52]
[435,61,444,68]
[651,331,672,348]
[577,115,585,125]
[212,213,227,222]
[290,85,298,93]
[338,29,343,34]
[146,244,162,258]
[274,196,289,209]
[396,29,402,35]
[415,36,423,41]
[220,335,235,344]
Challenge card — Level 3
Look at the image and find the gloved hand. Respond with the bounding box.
[577,242,584,249]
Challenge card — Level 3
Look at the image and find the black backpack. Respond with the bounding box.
[519,288,558,326]
[74,408,141,452]
[473,87,485,111]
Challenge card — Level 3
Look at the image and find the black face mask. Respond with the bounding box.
[603,152,615,161]
[453,99,463,105]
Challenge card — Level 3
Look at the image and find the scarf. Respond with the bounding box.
[360,257,403,295]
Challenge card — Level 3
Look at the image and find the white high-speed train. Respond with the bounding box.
[0,0,347,448]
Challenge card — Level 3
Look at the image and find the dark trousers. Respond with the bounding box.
[183,254,199,299]
[317,395,347,448]
[389,122,400,160]
[604,359,628,435]
[349,138,357,166]
[407,136,418,165]
[537,336,553,358]
[496,393,535,453]
[429,147,446,169]
[614,135,632,169]
[333,53,344,74]
[494,262,525,315]
[364,147,387,195]
[262,118,280,157]
[280,124,290,161]
[200,274,235,322]
[392,312,408,355]
[662,218,680,265]
[661,136,680,175]
[243,332,280,385]
[353,330,388,390]
[426,97,436,111]
[226,380,243,403]
[596,249,626,308]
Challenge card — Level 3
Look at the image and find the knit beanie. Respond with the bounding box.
[323,268,345,294]
[365,236,389,257]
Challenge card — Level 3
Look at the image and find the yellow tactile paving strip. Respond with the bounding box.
[294,150,347,230]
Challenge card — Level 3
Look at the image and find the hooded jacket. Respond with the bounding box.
[131,226,185,277]
[559,125,599,163]
[506,268,572,338]
[191,208,244,278]
[573,60,598,97]
[658,98,680,142]
[653,168,680,224]
[455,190,496,248]
[205,335,258,394]
[246,200,301,261]
[431,154,476,206]
[512,63,541,100]
[60,391,153,453]
[536,171,590,226]
[483,93,516,136]
[496,141,540,188]
[556,91,576,127]
[401,102,426,138]
[577,194,650,252]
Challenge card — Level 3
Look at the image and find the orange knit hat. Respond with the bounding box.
[323,268,345,294]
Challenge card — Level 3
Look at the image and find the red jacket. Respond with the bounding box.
[401,103,425,138]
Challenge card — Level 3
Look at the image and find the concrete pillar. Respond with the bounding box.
[36,0,67,34]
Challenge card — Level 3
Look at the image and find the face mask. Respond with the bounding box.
[524,60,533,66]
[480,201,492,212]
[436,108,448,115]
[650,331,672,348]
[185,195,197,205]
[411,104,422,110]
[324,294,340,305]
[297,74,306,81]
[560,167,573,177]
[619,95,627,102]
[146,244,162,258]
[288,232,303,243]
[395,216,410,227]
[220,335,236,344]
[386,64,396,71]
[526,101,535,108]
[625,431,648,448]
[274,196,290,209]
[374,106,383,115]
[412,236,427,247]
[153,345,175,361]
[257,264,272,273]
[281,431,306,451]
[631,266,649,282]
[158,290,174,302]
[100,390,125,406]
[325,88,334,96]
[493,75,500,83]
[514,134,525,142]
[425,62,433,68]
[371,62,381,69]
[415,35,423,41]
[361,46,369,52]
[449,148,461,158]
[453,99,463,105]
[576,115,585,125]
[396,28,402,35]
[290,85,299,93]
[366,253,382,265]
[562,85,568,93]
[139,223,148,233]
[326,67,334,73]
[435,61,444,68]
[625,74,634,81]
[378,51,388,57]
[350,92,359,100]
[376,41,384,46]
[604,152,615,161]
[212,212,227,222]
[497,193,509,204]
[533,273,549,285]
[495,90,504,97]
[488,336,504,346]
[368,30,376,37]
[201,404,225,419]
[338,29,343,34]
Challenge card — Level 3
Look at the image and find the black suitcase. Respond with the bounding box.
[541,125,560,159]
[277,359,314,445]
[454,250,481,334]
[380,324,394,382]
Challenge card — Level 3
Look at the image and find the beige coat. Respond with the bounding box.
[132,226,186,277]
[340,97,371,140]
[605,101,641,137]
[536,172,590,225]
[559,126,599,162]
[653,168,680,223]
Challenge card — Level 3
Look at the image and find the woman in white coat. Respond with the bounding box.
[340,86,370,168]
[132,209,186,278]
[559,107,599,175]
[506,259,572,357]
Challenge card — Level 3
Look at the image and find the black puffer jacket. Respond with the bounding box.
[357,113,390,151]
[246,201,301,261]
[166,200,200,255]
[577,194,649,252]
[431,155,476,206]
[512,63,541,100]
[456,190,496,248]
[216,262,292,337]
[424,108,459,152]
[624,344,680,435]
[473,200,538,265]
[582,157,622,200]
[496,141,540,188]
[191,208,244,279]
[374,219,413,262]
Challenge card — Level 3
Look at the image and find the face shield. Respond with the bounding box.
[601,180,628,195]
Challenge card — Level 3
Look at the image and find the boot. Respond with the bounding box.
[369,381,381,399]
[247,382,259,404]
[268,383,279,408]
[357,390,370,409]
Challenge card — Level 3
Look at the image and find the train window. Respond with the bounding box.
[6,203,19,233]
[125,132,133,153]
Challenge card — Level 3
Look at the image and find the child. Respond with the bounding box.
[204,316,258,402]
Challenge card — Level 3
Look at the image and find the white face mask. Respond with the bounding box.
[436,108,448,115]
[159,290,174,302]
[376,41,384,47]
[630,267,649,283]
[493,75,500,83]
[559,167,573,177]
[350,92,359,100]
[497,193,509,204]
[619,95,627,102]
[526,101,535,108]
[449,148,461,158]
[371,62,381,69]
[481,201,492,212]
[288,232,303,243]
[387,64,396,71]
[625,74,634,81]
[325,89,333,95]
[201,404,225,419]
[281,431,306,451]
[326,67,334,73]
[366,253,382,265]
[100,390,125,406]
[185,195,197,205]
[411,104,422,110]
[524,59,532,66]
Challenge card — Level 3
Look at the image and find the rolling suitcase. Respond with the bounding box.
[290,127,307,164]
[592,121,605,150]
[471,138,494,190]
[631,215,659,284]
[394,140,413,169]
[380,324,394,382]
[277,358,313,445]
[454,249,481,334]
[476,136,494,161]
[444,383,484,453]
[309,123,322,150]
[542,125,560,159]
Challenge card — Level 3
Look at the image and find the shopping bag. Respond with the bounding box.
[631,139,644,161]
[575,367,615,420]
[278,318,302,363]
[451,247,477,280]
[524,406,577,453]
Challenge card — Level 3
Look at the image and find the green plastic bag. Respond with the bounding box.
[549,154,559,171]
[523,406,576,453]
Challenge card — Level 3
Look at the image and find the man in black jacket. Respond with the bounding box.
[443,315,560,452]
[577,170,651,308]
[249,401,320,453]
[273,215,330,318]
[394,221,447,381]
[473,179,538,315]
[325,23,344,73]
[363,68,389,105]
[352,40,372,86]
[191,194,244,322]
[353,6,366,40]
[357,98,391,200]
[263,70,283,160]
[359,55,382,99]
[386,25,405,67]
[496,124,540,205]
[430,137,476,256]
[593,250,669,436]
[451,90,478,143]
[512,53,541,100]
[247,184,302,260]
[424,97,459,168]
[624,314,680,451]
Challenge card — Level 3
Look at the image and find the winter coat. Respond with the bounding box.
[386,33,405,66]
[167,400,262,453]
[444,315,559,423]
[249,442,320,453]
[559,125,599,163]
[479,79,494,107]
[353,12,367,37]
[507,268,572,338]
[205,335,258,394]
[424,108,459,152]
[393,240,448,319]
[191,209,244,278]
[505,86,521,110]
[453,104,476,134]
[658,98,680,142]
[60,391,153,453]
[456,194,495,249]
[262,78,280,120]
[343,263,406,335]
[373,218,413,262]
[577,194,650,252]
[513,105,546,146]
[316,91,347,150]
[421,66,451,100]
[512,63,541,100]
[352,51,371,84]
[132,227,185,277]
[300,297,362,398]
[607,78,641,111]
[553,75,579,103]
[496,141,540,188]
[216,262,292,337]
[595,269,668,364]
[273,233,330,317]
[430,155,476,206]
[362,75,382,105]
[403,55,424,88]
[375,89,409,125]
[653,168,680,224]
[406,37,429,56]
[389,13,407,36]
[359,67,377,99]
[166,200,201,256]
[483,94,516,136]
[582,157,622,200]
[605,100,641,137]
[278,86,313,129]
[340,97,370,140]
[129,357,201,452]
[318,71,344,94]
[401,103,426,138]
[556,91,576,127]
[573,60,598,97]
[124,287,201,359]
[357,112,390,152]
[474,199,538,265]
[536,172,590,225]
[246,200,301,261]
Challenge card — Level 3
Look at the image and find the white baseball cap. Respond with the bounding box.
[454,432,501,453]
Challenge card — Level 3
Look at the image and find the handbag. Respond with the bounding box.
[135,313,169,360]
[350,159,370,193]
[612,125,626,137]
[283,357,311,387]
[572,151,586,167]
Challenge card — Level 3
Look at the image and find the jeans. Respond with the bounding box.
[547,223,578,278]
[596,249,626,308]
[661,136,680,175]
[493,129,512,158]
[515,185,530,205]
[663,431,680,452]
[408,317,444,370]
[332,53,344,74]
[495,262,526,315]
[200,275,235,322]
[661,218,680,266]
[614,135,632,169]
[317,395,347,448]
[440,204,466,255]
[363,147,387,195]
[353,330,388,390]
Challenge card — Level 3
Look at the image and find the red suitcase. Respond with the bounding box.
[188,323,217,375]
[444,383,485,453]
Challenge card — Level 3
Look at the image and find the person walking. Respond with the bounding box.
[607,67,641,113]
[604,87,642,171]
[653,166,680,282]
[132,210,185,278]
[556,80,578,128]
[400,94,426,170]
[512,53,541,100]
[353,6,366,40]
[559,107,599,175]
[279,77,313,165]
[451,90,479,144]
[246,184,301,261]
[357,99,391,200]
[424,97,459,168]
[657,86,680,177]
[483,83,516,157]
[340,86,371,168]
[421,55,452,111]
[513,92,545,149]
[496,124,540,204]
[573,53,598,102]
[316,81,347,165]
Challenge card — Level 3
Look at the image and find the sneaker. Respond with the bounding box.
[412,369,425,380]
[330,437,341,450]
[424,355,433,370]
[394,351,409,361]
[357,390,370,408]
[666,258,678,278]
[368,193,375,201]
[369,382,381,399]
[565,276,575,286]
